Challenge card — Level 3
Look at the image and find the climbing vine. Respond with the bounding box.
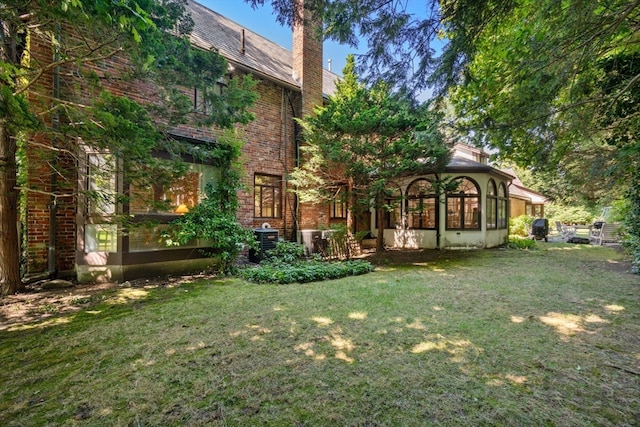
[167,129,257,273]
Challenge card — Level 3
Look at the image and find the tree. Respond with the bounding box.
[447,0,639,265]
[0,1,257,295]
[290,55,449,252]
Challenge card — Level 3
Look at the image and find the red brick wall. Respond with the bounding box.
[237,78,297,240]
[25,34,78,275]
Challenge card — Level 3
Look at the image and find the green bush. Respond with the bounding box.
[239,259,374,284]
[240,241,373,284]
[509,215,534,237]
[508,236,538,250]
[545,203,596,225]
[263,241,305,263]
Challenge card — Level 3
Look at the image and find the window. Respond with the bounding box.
[126,161,217,252]
[194,77,227,114]
[254,174,282,218]
[86,153,117,215]
[374,186,403,229]
[383,186,403,229]
[446,177,480,230]
[84,224,117,253]
[498,183,508,229]
[330,186,348,219]
[83,147,220,254]
[486,179,497,229]
[526,203,544,218]
[129,162,216,215]
[406,178,437,229]
[85,153,118,253]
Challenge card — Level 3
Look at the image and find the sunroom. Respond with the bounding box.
[374,156,514,250]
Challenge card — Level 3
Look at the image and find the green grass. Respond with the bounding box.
[1,244,639,426]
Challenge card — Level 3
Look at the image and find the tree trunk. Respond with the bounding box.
[0,124,23,295]
[376,199,385,252]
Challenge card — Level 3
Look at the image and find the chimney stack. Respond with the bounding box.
[292,0,323,118]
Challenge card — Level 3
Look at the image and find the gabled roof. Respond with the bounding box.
[187,0,340,96]
[501,168,548,203]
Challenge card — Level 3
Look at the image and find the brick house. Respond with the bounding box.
[22,1,519,283]
[24,0,339,282]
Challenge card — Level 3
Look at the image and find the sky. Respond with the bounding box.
[198,0,364,75]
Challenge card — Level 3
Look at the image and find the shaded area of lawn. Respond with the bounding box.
[0,243,638,426]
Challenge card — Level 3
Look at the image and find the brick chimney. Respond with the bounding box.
[292,0,323,118]
[292,0,326,230]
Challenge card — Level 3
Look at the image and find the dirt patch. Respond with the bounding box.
[0,273,217,331]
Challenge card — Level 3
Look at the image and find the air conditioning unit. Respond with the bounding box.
[249,227,279,263]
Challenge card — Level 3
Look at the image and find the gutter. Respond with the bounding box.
[229,60,301,93]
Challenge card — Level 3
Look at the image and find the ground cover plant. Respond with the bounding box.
[0,244,638,426]
[239,241,374,284]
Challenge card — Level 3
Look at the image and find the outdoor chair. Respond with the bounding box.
[555,221,574,239]
[591,222,623,245]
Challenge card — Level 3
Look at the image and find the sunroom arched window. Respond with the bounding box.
[446,177,480,230]
[498,182,508,229]
[406,178,437,229]
[487,179,497,229]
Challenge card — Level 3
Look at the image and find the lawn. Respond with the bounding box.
[1,244,638,426]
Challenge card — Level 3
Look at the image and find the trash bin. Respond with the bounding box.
[531,218,549,242]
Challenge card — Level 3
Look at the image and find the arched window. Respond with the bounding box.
[406,178,437,229]
[446,177,480,230]
[498,183,508,229]
[487,179,497,229]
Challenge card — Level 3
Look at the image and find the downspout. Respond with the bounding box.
[436,173,441,250]
[48,25,61,278]
[281,88,287,238]
[286,90,300,242]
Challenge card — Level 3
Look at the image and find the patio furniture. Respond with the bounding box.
[555,221,574,239]
[591,222,623,245]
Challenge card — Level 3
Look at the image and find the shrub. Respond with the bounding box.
[239,259,374,284]
[240,241,374,284]
[509,215,534,237]
[508,236,538,250]
[545,203,596,225]
[263,241,305,264]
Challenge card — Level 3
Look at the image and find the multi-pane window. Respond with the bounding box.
[446,177,480,230]
[498,183,508,229]
[486,179,497,229]
[85,153,118,253]
[86,153,117,215]
[194,77,227,114]
[83,152,218,253]
[330,185,348,219]
[254,174,282,218]
[406,178,437,229]
[383,186,403,229]
[526,204,544,218]
[129,162,216,215]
